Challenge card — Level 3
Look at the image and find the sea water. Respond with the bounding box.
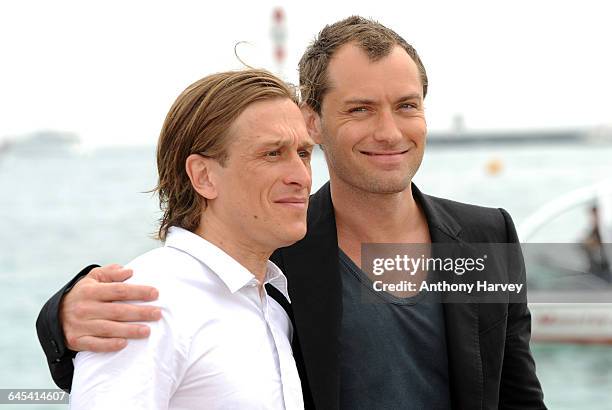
[1,143,611,409]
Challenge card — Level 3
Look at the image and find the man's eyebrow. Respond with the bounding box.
[299,140,316,150]
[343,98,376,106]
[254,138,288,148]
[254,137,315,150]
[396,93,422,102]
[343,93,422,106]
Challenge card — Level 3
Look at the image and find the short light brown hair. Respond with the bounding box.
[155,69,298,241]
[299,16,428,113]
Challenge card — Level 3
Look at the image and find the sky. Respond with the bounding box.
[1,0,611,147]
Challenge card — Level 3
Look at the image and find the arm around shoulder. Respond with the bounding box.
[70,293,185,409]
[36,264,99,392]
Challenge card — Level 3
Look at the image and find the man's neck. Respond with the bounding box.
[330,177,431,265]
[195,216,270,284]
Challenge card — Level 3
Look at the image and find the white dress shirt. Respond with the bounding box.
[71,226,304,410]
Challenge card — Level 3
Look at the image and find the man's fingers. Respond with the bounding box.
[61,267,161,353]
[89,265,133,283]
[72,336,129,353]
[93,282,159,302]
[77,301,162,322]
[79,319,152,340]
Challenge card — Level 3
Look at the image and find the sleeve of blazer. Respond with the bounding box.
[36,264,99,392]
[498,208,547,409]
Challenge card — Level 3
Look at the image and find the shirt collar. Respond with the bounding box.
[164,226,291,302]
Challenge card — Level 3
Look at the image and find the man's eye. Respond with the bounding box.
[266,150,281,157]
[298,150,312,159]
[348,107,368,113]
[399,103,417,110]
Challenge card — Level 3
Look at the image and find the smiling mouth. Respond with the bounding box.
[359,149,410,156]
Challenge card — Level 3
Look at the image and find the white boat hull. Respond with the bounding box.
[529,302,612,344]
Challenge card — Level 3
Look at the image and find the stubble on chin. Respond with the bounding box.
[326,151,422,196]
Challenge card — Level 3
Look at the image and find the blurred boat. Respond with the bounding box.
[2,130,79,155]
[519,180,612,344]
[0,138,10,155]
[427,125,612,146]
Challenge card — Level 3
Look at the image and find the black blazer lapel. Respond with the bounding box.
[414,184,484,410]
[278,182,342,410]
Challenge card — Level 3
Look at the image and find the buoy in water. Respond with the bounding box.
[486,158,503,175]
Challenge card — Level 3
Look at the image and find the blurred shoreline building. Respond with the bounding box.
[0,130,79,155]
[427,126,612,146]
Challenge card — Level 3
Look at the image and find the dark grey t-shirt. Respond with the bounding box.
[339,249,452,410]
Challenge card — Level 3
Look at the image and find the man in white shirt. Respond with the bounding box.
[69,69,314,409]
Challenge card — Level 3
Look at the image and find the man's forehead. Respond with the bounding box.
[231,99,304,133]
[320,44,423,108]
[230,106,313,148]
[325,43,420,87]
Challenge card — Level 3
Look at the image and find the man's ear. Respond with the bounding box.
[185,154,219,200]
[300,104,323,145]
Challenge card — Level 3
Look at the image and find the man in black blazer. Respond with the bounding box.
[37,16,545,409]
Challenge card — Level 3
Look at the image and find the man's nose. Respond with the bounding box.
[373,109,403,144]
[283,153,312,190]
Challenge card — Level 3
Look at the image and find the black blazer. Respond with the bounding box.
[36,182,546,409]
[269,182,546,410]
